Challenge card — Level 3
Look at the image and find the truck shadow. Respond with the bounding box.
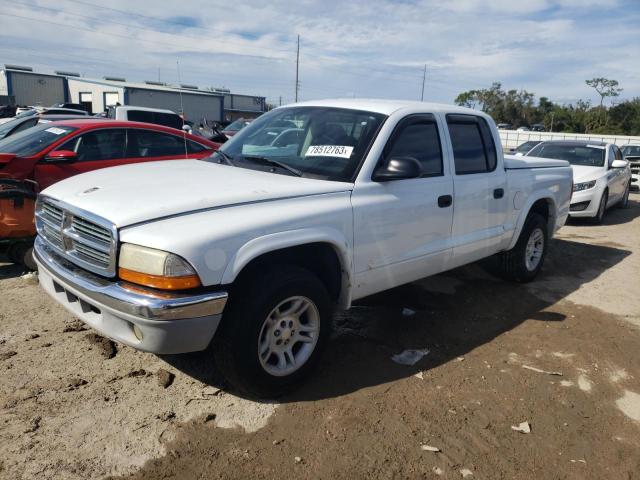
[162,238,630,401]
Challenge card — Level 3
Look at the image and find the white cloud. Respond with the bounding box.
[0,0,637,106]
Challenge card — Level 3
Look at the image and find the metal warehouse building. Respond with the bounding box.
[1,65,267,123]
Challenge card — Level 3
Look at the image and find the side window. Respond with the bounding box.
[59,129,127,161]
[128,129,186,158]
[385,116,443,177]
[154,112,183,130]
[447,115,497,174]
[127,110,154,123]
[187,140,208,153]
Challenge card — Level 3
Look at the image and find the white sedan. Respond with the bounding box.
[527,140,631,223]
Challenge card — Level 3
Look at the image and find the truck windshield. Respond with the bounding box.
[0,124,77,157]
[210,106,387,181]
[527,143,605,167]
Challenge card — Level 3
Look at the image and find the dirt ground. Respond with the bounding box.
[1,194,640,480]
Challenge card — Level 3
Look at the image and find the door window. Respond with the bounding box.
[127,129,187,157]
[60,129,127,161]
[384,116,443,177]
[446,115,497,174]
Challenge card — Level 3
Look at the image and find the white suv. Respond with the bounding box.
[107,106,185,130]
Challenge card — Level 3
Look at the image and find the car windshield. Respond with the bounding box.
[0,123,77,156]
[0,118,28,138]
[515,141,539,154]
[621,145,640,157]
[223,118,250,132]
[210,106,387,181]
[527,143,605,167]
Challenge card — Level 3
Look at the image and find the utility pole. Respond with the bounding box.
[295,35,300,102]
[279,96,282,106]
[420,64,426,101]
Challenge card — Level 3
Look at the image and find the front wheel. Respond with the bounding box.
[617,182,630,209]
[213,265,332,397]
[593,190,608,224]
[492,212,548,283]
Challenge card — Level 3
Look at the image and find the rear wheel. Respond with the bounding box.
[213,265,332,397]
[491,212,548,283]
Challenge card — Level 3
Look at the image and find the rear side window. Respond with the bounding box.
[127,110,154,123]
[154,112,183,130]
[60,129,127,161]
[187,140,208,153]
[447,115,497,174]
[385,115,443,177]
[127,129,186,158]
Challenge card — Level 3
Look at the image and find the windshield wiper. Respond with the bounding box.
[213,150,236,166]
[242,156,303,177]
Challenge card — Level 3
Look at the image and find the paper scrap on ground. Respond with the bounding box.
[420,444,440,452]
[392,349,430,366]
[460,468,474,478]
[522,365,563,376]
[511,421,531,433]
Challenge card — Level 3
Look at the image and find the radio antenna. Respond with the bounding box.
[176,59,188,159]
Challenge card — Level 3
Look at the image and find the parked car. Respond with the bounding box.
[0,108,37,125]
[0,114,97,140]
[526,140,631,223]
[40,107,89,116]
[221,118,252,138]
[51,102,89,113]
[621,144,640,191]
[496,123,512,130]
[513,140,542,156]
[107,106,185,130]
[531,124,545,132]
[33,99,572,396]
[516,126,530,132]
[0,119,219,267]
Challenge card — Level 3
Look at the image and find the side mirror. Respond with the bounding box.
[611,159,628,169]
[372,156,422,182]
[44,150,77,163]
[182,124,192,133]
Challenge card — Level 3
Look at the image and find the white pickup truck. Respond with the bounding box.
[34,99,572,396]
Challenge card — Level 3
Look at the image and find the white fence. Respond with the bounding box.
[500,129,640,151]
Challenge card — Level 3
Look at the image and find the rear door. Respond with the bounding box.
[351,114,454,299]
[446,114,508,267]
[126,129,204,161]
[34,128,127,189]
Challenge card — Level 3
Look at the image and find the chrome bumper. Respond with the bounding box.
[34,236,228,354]
[35,236,227,320]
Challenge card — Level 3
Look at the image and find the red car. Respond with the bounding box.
[0,120,219,268]
[0,119,219,191]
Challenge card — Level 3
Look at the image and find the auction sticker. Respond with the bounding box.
[45,127,67,135]
[305,145,353,158]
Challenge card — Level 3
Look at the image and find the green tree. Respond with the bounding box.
[585,78,623,108]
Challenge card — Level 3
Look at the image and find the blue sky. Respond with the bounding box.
[0,0,638,107]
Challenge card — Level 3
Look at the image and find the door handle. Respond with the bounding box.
[438,194,453,208]
[493,188,504,199]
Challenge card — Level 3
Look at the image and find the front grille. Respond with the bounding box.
[35,197,117,277]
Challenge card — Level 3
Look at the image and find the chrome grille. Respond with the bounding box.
[35,197,117,277]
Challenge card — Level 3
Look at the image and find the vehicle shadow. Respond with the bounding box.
[162,238,631,401]
[0,258,24,280]
[567,196,640,227]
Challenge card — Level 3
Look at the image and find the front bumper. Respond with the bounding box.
[569,188,599,218]
[34,236,228,354]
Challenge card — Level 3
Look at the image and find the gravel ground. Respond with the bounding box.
[1,193,639,480]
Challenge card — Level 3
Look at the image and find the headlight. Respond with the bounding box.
[118,243,201,290]
[573,180,596,192]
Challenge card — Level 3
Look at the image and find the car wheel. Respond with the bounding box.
[617,182,630,209]
[492,212,548,283]
[593,190,608,224]
[213,265,332,397]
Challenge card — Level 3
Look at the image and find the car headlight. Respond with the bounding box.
[573,180,597,192]
[118,243,201,290]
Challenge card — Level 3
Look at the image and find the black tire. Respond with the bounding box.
[593,190,608,224]
[213,265,333,398]
[7,242,36,271]
[492,212,548,283]
[617,182,630,209]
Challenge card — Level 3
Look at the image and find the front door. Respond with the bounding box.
[351,114,454,300]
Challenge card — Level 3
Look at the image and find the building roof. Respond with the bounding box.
[67,76,224,97]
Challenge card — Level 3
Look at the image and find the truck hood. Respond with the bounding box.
[41,159,353,227]
[570,164,604,183]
